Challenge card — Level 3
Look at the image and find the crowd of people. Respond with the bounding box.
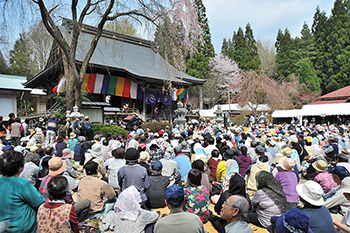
[2,111,350,233]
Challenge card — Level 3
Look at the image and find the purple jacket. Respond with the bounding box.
[275,171,299,203]
[238,155,252,177]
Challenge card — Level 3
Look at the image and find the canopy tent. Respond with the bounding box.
[272,103,350,119]
[301,103,350,116]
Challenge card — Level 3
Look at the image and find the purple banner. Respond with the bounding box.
[145,90,159,105]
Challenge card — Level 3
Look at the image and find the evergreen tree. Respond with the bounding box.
[323,0,350,92]
[8,32,37,78]
[0,51,8,74]
[298,22,316,61]
[298,58,320,91]
[184,0,215,80]
[230,23,260,71]
[275,28,298,80]
[231,27,246,69]
[312,6,328,93]
[221,38,229,56]
[243,23,261,70]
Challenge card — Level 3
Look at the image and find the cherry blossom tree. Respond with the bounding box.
[1,0,202,110]
[207,54,240,106]
[236,70,299,113]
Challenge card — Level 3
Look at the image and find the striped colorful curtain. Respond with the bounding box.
[80,73,143,99]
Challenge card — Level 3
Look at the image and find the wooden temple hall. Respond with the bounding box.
[24,19,206,123]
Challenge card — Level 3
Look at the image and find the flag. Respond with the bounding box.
[123,78,132,98]
[101,75,111,94]
[115,77,125,96]
[130,81,138,99]
[52,75,64,93]
[108,76,118,95]
[176,88,187,100]
[86,73,97,93]
[93,74,104,93]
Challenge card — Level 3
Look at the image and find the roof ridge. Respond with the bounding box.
[61,18,156,51]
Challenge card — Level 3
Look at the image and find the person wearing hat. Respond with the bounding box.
[0,150,45,233]
[37,176,79,233]
[83,116,92,141]
[61,148,79,179]
[39,157,91,222]
[324,168,350,212]
[67,132,78,152]
[275,157,299,205]
[118,148,150,204]
[78,160,116,218]
[84,143,106,178]
[269,208,313,233]
[159,147,179,186]
[246,155,271,195]
[146,161,170,208]
[216,149,240,183]
[296,181,337,233]
[335,153,350,173]
[220,195,253,233]
[45,114,58,148]
[313,160,338,194]
[33,128,45,148]
[147,140,164,163]
[154,185,206,233]
[323,137,339,162]
[138,151,151,175]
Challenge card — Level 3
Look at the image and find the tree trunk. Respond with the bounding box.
[75,76,82,111]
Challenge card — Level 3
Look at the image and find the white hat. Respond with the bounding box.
[91,143,102,157]
[296,181,324,206]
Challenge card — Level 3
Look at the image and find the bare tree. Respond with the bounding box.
[1,0,202,111]
[104,18,139,37]
[257,39,276,78]
[27,20,53,71]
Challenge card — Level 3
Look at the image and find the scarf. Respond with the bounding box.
[114,186,141,221]
[256,171,289,213]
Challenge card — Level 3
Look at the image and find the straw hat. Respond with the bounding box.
[312,160,327,172]
[69,132,76,139]
[48,157,67,175]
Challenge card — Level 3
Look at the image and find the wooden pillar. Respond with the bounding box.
[199,85,203,110]
[142,89,146,121]
[169,103,173,125]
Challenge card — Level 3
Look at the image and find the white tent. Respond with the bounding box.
[272,109,303,118]
[301,103,350,116]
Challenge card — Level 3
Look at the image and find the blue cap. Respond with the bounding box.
[165,185,184,207]
[276,208,313,233]
[331,166,349,179]
[151,161,163,171]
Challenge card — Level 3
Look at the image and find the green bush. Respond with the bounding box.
[91,124,129,138]
[141,121,172,133]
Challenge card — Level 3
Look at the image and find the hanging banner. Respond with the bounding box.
[101,75,111,94]
[130,81,138,99]
[159,93,171,105]
[145,90,159,105]
[176,88,187,100]
[108,76,118,95]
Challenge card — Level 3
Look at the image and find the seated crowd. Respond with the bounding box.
[2,115,350,233]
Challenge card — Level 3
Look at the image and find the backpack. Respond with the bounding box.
[85,124,92,133]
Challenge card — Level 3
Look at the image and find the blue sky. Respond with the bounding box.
[204,0,335,53]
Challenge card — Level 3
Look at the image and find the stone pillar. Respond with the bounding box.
[199,85,203,110]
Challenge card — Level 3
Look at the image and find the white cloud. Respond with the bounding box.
[204,0,334,53]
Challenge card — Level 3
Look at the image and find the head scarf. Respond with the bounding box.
[225,159,239,176]
[228,173,246,197]
[114,186,141,221]
[256,171,289,213]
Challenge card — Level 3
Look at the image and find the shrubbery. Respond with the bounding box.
[141,121,172,133]
[91,124,129,138]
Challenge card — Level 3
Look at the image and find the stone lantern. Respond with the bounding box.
[214,105,224,128]
[174,102,188,132]
[67,105,84,119]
